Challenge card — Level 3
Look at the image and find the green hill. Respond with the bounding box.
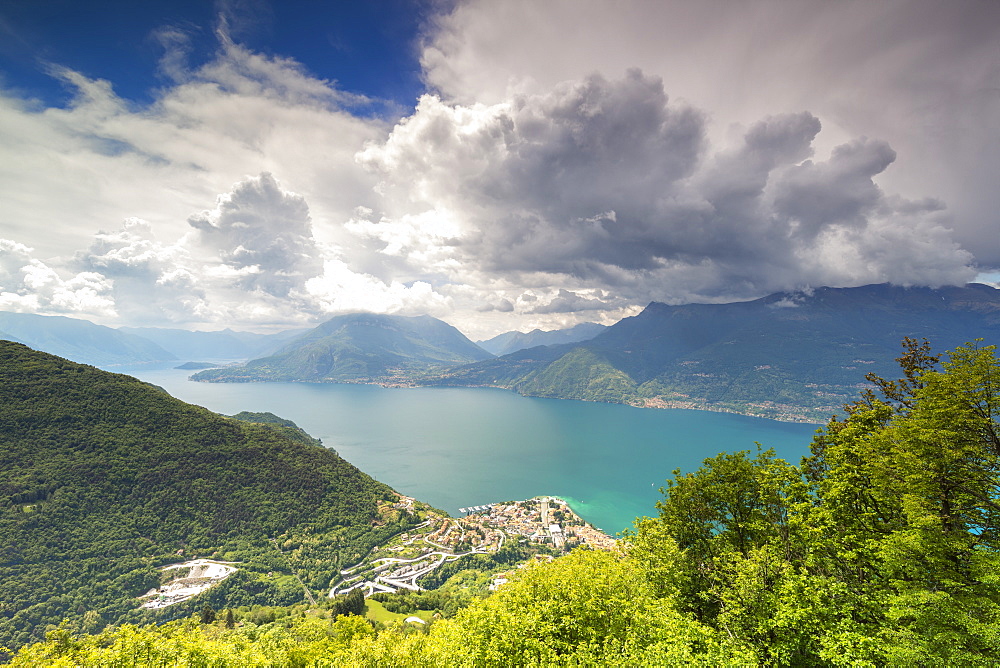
[431,284,1000,421]
[9,339,1000,665]
[226,410,328,450]
[0,341,420,650]
[192,313,493,383]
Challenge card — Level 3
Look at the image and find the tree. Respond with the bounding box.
[199,605,216,625]
[635,340,1000,664]
[814,341,1000,661]
[427,548,751,665]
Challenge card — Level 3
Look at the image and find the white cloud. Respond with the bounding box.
[0,7,988,337]
[48,173,454,329]
[187,172,323,297]
[0,239,115,316]
[0,36,383,261]
[304,259,453,317]
[527,289,613,315]
[359,71,975,310]
[420,0,1000,268]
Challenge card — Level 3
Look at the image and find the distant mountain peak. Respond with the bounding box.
[193,312,492,383]
[477,322,607,356]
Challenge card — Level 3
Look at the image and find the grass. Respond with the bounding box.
[364,600,434,625]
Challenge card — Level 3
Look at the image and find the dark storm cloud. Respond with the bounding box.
[363,69,974,305]
[422,0,1000,271]
[772,139,897,239]
[527,289,610,314]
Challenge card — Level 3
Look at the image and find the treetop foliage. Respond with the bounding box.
[8,338,1000,665]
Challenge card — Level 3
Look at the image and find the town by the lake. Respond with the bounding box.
[139,495,616,610]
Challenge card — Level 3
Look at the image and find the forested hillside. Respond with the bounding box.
[0,342,421,652]
[10,338,1000,665]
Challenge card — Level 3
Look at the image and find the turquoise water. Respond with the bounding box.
[123,365,820,534]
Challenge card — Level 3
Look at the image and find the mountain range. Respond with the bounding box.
[0,313,307,368]
[7,283,1000,421]
[118,326,304,362]
[0,312,176,367]
[192,313,494,383]
[430,283,1000,421]
[476,322,607,356]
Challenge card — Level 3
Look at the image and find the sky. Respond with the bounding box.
[0,0,997,339]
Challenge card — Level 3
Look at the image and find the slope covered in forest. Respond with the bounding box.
[0,341,421,651]
[10,339,1000,666]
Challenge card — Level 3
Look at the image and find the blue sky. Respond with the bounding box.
[0,0,997,337]
[1,0,429,108]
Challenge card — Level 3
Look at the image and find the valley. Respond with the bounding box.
[6,283,1000,423]
[3,285,1000,660]
[3,320,999,664]
[178,284,1000,422]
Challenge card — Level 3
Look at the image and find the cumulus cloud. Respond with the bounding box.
[0,11,985,337]
[359,71,705,276]
[187,172,323,297]
[477,299,515,313]
[304,260,452,317]
[0,32,383,261]
[420,0,1000,268]
[74,217,208,324]
[360,70,975,312]
[527,289,612,315]
[0,239,115,316]
[56,173,453,328]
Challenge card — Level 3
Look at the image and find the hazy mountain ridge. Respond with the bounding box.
[118,326,305,361]
[430,284,1000,421]
[192,313,494,383]
[10,284,1000,421]
[0,329,24,345]
[0,312,176,366]
[476,322,607,356]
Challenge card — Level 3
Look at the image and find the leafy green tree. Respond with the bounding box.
[425,548,753,666]
[9,337,1000,665]
[807,341,1000,662]
[635,339,1000,665]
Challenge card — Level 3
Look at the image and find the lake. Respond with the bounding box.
[122,364,820,534]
